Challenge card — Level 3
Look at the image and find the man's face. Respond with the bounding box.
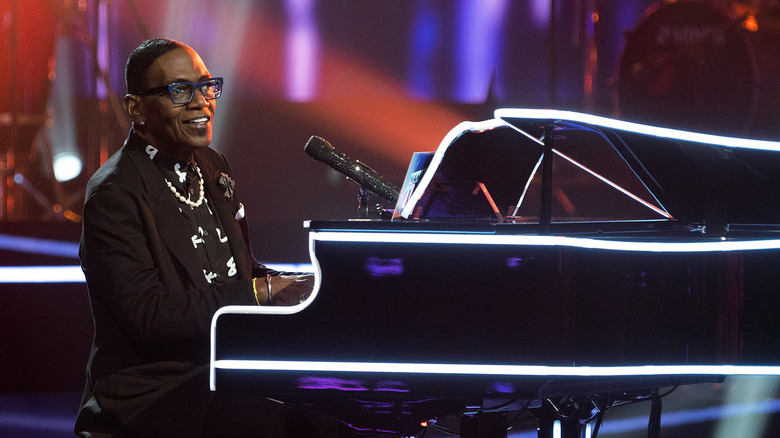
[137,47,216,159]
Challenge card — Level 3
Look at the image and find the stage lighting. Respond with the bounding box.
[52,151,83,182]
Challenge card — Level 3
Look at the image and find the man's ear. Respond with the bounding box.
[123,94,144,125]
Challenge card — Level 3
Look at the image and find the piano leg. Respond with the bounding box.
[648,393,662,438]
[531,390,663,438]
[534,412,588,438]
[531,398,601,438]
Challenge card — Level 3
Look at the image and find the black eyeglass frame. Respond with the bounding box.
[133,77,223,105]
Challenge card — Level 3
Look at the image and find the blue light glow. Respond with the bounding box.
[455,0,508,102]
[96,0,109,100]
[0,234,79,258]
[297,376,368,391]
[364,257,404,277]
[602,400,780,435]
[408,0,440,99]
[285,0,319,101]
[489,381,516,394]
[530,0,551,27]
[0,411,74,433]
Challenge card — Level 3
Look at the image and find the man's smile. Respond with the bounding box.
[183,115,211,128]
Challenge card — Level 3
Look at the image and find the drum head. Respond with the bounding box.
[617,1,757,136]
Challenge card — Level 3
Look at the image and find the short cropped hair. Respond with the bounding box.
[125,39,186,94]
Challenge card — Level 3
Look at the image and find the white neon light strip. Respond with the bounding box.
[212,359,780,377]
[511,153,543,217]
[495,108,780,152]
[0,264,313,284]
[0,266,85,283]
[399,118,510,218]
[310,230,780,253]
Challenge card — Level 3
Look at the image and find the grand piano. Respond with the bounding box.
[210,109,780,437]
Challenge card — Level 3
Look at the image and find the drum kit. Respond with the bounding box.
[616,0,780,138]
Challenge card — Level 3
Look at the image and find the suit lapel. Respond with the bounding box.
[125,142,211,289]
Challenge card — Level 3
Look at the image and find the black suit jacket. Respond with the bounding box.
[75,132,270,437]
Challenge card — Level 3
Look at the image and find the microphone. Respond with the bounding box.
[304,136,400,203]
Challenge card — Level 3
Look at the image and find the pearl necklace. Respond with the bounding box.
[165,164,205,208]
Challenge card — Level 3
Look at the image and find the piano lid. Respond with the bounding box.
[396,108,780,227]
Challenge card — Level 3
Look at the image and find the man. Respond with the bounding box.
[74,39,337,437]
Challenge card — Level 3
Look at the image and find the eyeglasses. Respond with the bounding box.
[134,77,223,105]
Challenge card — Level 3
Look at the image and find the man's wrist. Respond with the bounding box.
[252,276,273,305]
[265,274,272,305]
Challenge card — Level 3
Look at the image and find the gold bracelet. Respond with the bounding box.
[252,278,261,305]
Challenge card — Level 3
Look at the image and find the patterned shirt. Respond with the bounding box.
[143,145,237,285]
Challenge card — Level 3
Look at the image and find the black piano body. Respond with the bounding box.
[211,109,780,436]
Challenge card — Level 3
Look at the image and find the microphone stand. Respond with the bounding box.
[350,160,394,219]
[357,187,370,219]
[355,188,394,220]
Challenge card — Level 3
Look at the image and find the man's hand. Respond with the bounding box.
[269,274,314,305]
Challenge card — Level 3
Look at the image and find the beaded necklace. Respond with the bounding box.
[165,164,205,208]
